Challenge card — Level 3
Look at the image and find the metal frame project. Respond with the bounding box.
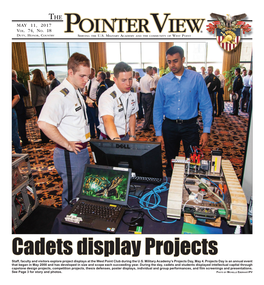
[167,156,247,227]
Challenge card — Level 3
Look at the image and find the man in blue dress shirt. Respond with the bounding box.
[153,46,213,177]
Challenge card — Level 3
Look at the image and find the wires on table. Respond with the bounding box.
[127,178,177,224]
[194,175,228,220]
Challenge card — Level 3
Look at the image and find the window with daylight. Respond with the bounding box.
[26,42,91,82]
[174,41,223,73]
[26,41,252,81]
[106,42,159,72]
[240,42,253,71]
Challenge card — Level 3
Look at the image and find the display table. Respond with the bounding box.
[51,182,236,234]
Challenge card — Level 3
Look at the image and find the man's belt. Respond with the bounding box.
[56,142,88,150]
[100,133,127,140]
[141,92,152,95]
[165,117,197,125]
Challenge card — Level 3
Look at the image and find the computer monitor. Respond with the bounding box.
[89,139,163,184]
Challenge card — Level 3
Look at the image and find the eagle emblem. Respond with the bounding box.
[207,13,251,52]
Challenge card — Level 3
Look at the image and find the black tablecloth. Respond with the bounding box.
[51,182,236,235]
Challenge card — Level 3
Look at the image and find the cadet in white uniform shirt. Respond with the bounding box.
[152,67,160,89]
[98,62,138,141]
[38,53,91,208]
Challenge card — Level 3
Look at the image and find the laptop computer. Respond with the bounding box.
[62,164,131,233]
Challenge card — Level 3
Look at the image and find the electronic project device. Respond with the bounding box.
[90,139,163,184]
[167,148,247,227]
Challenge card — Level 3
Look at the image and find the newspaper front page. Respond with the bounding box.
[4,1,261,283]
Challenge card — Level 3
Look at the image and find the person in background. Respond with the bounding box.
[135,71,141,82]
[139,66,155,131]
[214,68,225,116]
[152,67,160,89]
[12,85,22,153]
[231,68,243,116]
[200,66,207,79]
[96,71,108,103]
[105,71,114,87]
[30,69,50,143]
[83,68,99,138]
[135,71,143,119]
[247,73,253,115]
[132,71,140,120]
[12,69,30,146]
[205,66,220,118]
[132,71,140,92]
[241,69,252,113]
[151,67,160,124]
[95,71,108,138]
[47,70,60,91]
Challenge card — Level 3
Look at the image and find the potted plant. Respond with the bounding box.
[159,66,170,77]
[16,70,31,90]
[16,70,35,118]
[98,64,112,73]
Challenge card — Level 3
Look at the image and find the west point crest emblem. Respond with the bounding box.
[207,13,251,52]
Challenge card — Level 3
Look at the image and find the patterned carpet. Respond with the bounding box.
[13,102,249,208]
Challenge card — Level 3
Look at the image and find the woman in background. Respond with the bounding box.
[30,69,50,143]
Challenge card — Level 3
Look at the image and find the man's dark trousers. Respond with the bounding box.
[142,93,153,129]
[162,117,200,177]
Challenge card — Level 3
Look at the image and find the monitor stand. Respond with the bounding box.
[129,184,146,197]
[117,161,146,196]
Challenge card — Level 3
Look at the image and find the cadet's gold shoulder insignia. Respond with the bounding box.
[60,88,69,96]
[109,91,117,99]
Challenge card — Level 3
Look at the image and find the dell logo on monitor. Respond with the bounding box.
[116,144,130,149]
